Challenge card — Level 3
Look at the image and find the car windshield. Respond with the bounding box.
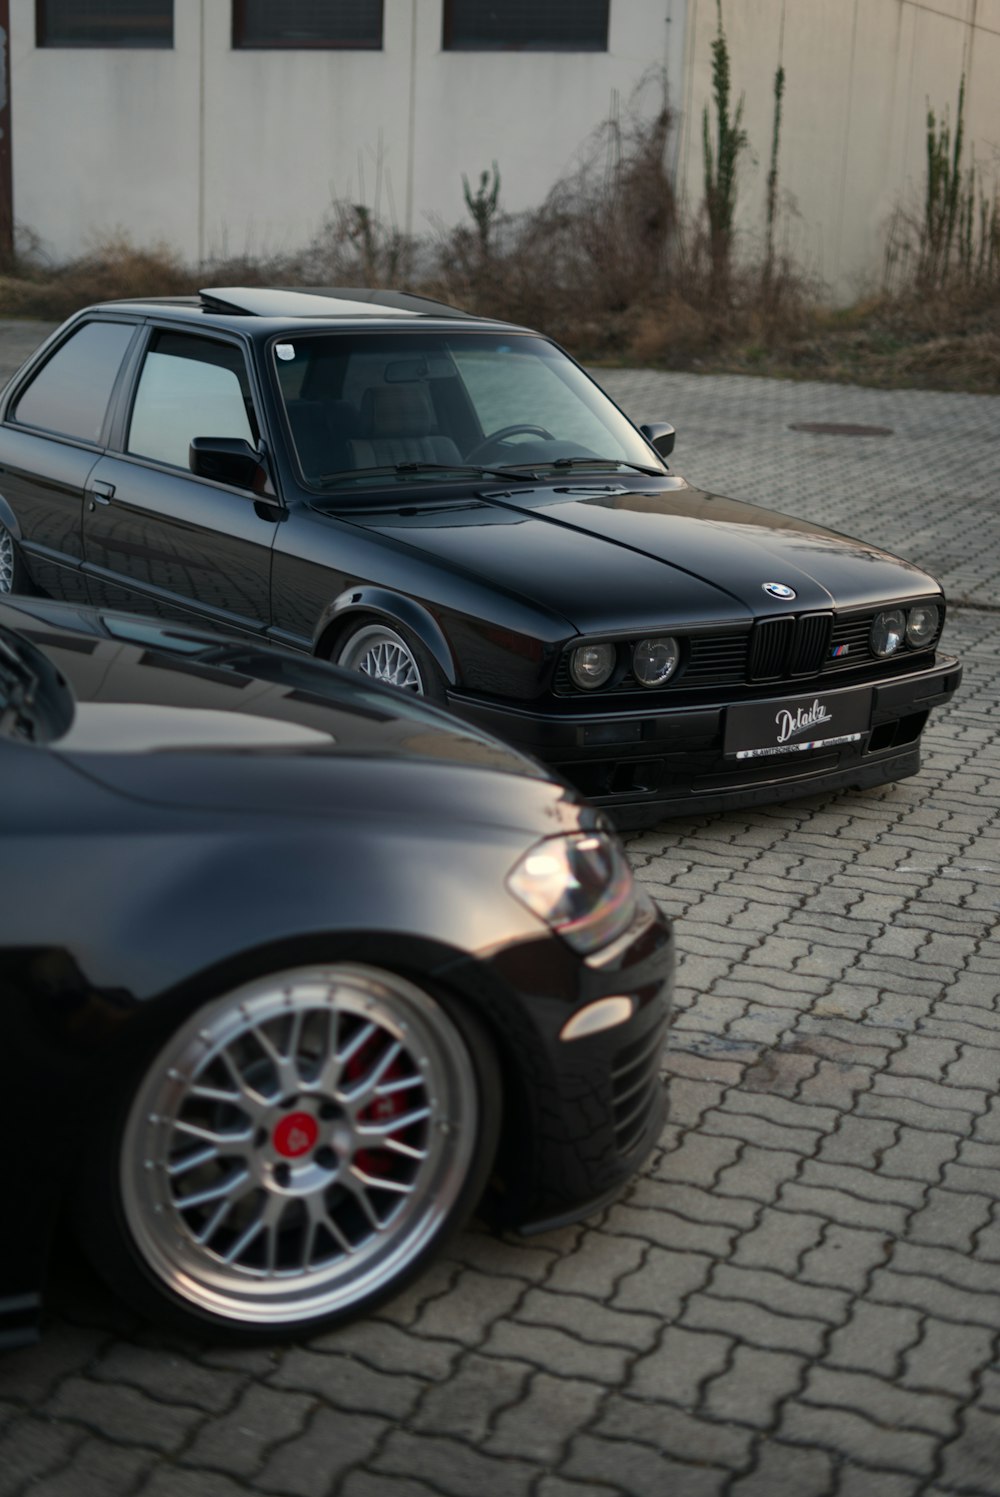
[270,331,665,489]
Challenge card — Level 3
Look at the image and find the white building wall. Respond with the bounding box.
[11,0,688,265]
[677,0,1000,300]
[10,0,1000,300]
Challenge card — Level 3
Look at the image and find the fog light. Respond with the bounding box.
[560,996,636,1041]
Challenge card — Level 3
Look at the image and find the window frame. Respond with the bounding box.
[35,0,174,49]
[442,0,609,52]
[232,0,384,51]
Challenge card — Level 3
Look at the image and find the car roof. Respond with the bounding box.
[92,286,514,330]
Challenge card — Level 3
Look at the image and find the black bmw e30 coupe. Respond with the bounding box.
[0,594,672,1348]
[0,287,961,825]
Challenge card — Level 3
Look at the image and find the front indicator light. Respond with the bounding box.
[871,610,906,657]
[633,635,679,687]
[507,832,637,954]
[569,642,616,690]
[560,996,636,1041]
[906,603,940,646]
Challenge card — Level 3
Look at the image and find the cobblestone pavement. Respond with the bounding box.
[1,332,998,1495]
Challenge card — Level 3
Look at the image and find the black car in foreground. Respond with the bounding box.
[0,287,961,826]
[0,595,672,1349]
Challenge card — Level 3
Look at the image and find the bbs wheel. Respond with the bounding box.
[77,965,500,1339]
[0,520,30,595]
[335,620,443,699]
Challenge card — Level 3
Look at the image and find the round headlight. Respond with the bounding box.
[633,636,680,687]
[906,603,940,647]
[871,610,906,657]
[569,642,616,690]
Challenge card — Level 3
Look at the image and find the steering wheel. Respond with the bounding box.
[466,424,555,464]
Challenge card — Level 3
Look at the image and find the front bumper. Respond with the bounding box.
[439,893,673,1231]
[450,655,962,826]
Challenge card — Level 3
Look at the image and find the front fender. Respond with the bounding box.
[314,586,457,684]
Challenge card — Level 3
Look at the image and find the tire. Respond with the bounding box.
[334,619,445,701]
[75,965,501,1341]
[0,519,31,595]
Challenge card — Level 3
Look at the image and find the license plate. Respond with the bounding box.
[724,685,873,760]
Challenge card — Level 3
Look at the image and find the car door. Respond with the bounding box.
[82,327,278,634]
[0,318,140,601]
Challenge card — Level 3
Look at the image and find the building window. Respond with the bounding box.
[37,0,173,48]
[443,0,609,51]
[233,0,384,49]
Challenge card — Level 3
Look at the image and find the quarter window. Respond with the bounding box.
[233,0,383,49]
[37,1,173,48]
[13,321,136,443]
[443,0,608,50]
[127,333,258,472]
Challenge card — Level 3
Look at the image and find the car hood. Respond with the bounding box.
[336,477,940,631]
[0,598,584,834]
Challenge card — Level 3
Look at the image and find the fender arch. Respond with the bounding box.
[313,587,457,686]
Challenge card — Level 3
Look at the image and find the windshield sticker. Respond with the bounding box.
[275,343,296,362]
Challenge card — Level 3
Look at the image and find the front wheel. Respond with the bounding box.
[335,619,444,700]
[75,965,500,1340]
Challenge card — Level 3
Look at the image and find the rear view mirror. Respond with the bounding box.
[190,437,264,489]
[640,422,676,459]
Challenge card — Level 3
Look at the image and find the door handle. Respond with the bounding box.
[87,481,115,511]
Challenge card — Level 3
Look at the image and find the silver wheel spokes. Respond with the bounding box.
[0,528,14,594]
[122,968,476,1325]
[339,626,424,692]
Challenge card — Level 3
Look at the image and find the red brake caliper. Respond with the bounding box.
[345,1038,408,1178]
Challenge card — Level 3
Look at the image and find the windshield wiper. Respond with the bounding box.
[317,462,540,487]
[503,456,666,478]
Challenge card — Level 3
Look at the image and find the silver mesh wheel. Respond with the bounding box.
[337,624,425,693]
[0,525,15,594]
[119,966,479,1327]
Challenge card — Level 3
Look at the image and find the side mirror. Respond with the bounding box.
[190,437,265,489]
[640,422,676,460]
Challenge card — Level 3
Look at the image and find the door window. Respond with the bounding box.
[13,321,136,444]
[127,332,258,471]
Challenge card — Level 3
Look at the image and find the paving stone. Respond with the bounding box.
[937,1407,1000,1492]
[372,1429,536,1497]
[627,1325,734,1406]
[778,1181,909,1235]
[595,1394,755,1469]
[869,1268,1000,1331]
[44,1376,204,1452]
[341,1474,448,1497]
[445,1230,559,1284]
[834,1470,920,1497]
[818,1116,897,1169]
[703,1346,806,1428]
[602,1201,738,1258]
[135,1469,262,1497]
[708,1263,850,1324]
[515,1287,660,1350]
[89,1342,245,1412]
[534,1479,620,1497]
[610,1245,713,1317]
[778,1401,938,1475]
[728,1441,835,1497]
[308,1321,461,1379]
[485,1373,604,1463]
[181,1382,313,1477]
[731,1208,826,1275]
[825,1301,922,1378]
[800,1158,926,1209]
[651,1130,742,1187]
[0,1325,107,1406]
[714,1145,802,1203]
[257,1407,388,1497]
[905,1186,994,1252]
[410,1266,524,1342]
[803,1366,958,1437]
[543,1232,645,1298]
[0,1418,82,1497]
[562,1433,729,1496]
[24,1436,157,1497]
[269,1346,424,1419]
[414,1353,528,1443]
[682,1294,828,1357]
[480,1320,631,1384]
[878,1126,960,1182]
[901,1318,995,1399]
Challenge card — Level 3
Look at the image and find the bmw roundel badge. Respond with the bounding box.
[763,582,797,600]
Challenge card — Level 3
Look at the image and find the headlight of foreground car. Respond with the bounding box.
[633,636,679,687]
[507,832,637,954]
[906,603,940,646]
[570,642,616,689]
[870,609,907,657]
